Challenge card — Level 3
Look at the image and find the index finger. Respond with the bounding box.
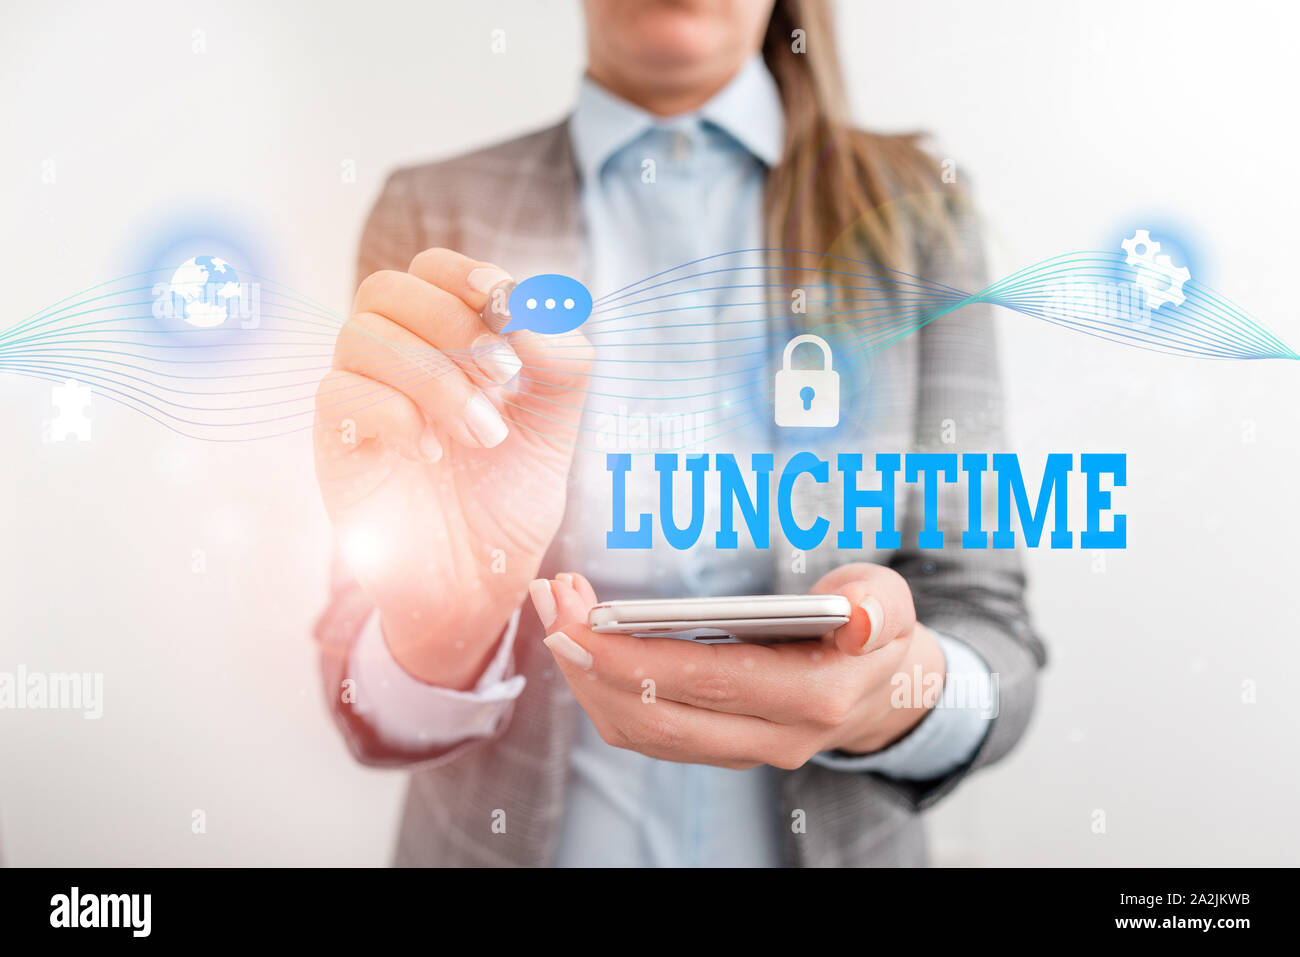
[408,247,512,315]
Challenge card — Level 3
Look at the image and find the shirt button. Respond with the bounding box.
[671,130,692,163]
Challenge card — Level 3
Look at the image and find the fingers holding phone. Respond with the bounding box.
[529,571,941,769]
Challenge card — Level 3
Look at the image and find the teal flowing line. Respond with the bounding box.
[3,248,1294,444]
[2,266,343,346]
[976,253,1294,358]
[591,246,970,305]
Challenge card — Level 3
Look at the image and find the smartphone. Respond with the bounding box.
[587,594,852,643]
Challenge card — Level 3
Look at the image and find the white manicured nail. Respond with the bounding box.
[544,631,593,670]
[467,266,512,295]
[472,334,522,384]
[464,394,508,447]
[860,596,885,650]
[418,429,443,463]
[528,579,556,628]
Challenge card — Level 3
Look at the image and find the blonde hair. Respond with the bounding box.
[762,0,958,280]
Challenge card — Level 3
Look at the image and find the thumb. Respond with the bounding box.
[501,328,593,451]
[510,328,593,396]
[826,579,908,658]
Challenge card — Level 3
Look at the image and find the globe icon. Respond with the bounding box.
[167,256,242,328]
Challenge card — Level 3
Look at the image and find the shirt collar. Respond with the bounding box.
[569,54,785,181]
[699,54,785,167]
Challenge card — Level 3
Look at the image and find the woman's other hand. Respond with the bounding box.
[529,564,947,769]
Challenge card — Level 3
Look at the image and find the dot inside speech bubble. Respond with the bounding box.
[504,274,592,334]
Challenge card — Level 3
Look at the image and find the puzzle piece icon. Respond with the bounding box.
[48,379,92,442]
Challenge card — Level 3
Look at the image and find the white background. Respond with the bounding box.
[1,0,1296,865]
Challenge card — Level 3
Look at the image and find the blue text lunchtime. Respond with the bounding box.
[605,452,1126,551]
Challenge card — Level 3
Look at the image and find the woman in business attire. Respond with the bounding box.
[313,0,1043,866]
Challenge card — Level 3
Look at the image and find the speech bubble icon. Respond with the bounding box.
[504,274,593,334]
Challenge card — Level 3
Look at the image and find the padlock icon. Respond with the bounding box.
[774,334,840,428]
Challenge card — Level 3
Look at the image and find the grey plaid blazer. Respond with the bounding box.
[315,121,1045,867]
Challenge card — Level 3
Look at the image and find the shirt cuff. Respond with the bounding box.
[811,633,996,781]
[346,608,526,751]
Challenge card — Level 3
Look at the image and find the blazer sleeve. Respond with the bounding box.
[881,192,1048,809]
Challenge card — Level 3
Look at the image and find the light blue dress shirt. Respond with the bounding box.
[350,56,995,867]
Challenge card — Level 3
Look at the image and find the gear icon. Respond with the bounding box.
[1121,229,1190,309]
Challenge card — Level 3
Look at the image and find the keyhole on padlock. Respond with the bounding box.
[799,386,815,410]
